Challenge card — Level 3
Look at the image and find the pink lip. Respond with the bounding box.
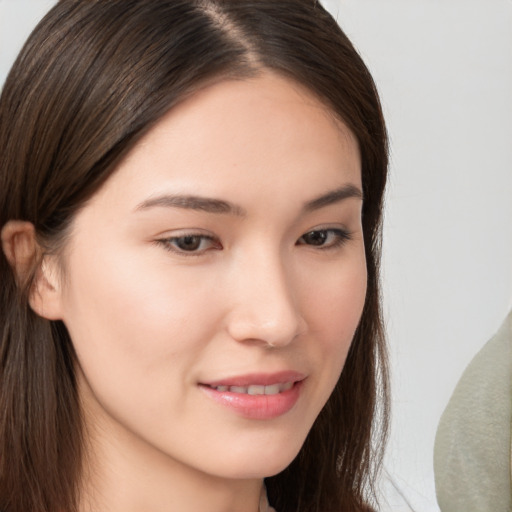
[199,371,306,420]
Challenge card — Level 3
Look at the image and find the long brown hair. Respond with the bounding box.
[0,1,389,511]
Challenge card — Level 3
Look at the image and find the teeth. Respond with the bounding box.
[211,382,294,395]
[262,384,280,395]
[247,385,265,395]
[280,381,293,392]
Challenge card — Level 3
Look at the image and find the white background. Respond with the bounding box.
[1,1,512,509]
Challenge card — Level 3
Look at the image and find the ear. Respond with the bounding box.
[1,220,63,320]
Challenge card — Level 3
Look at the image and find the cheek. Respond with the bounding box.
[303,253,367,386]
[59,247,222,398]
[305,252,367,340]
[59,250,233,454]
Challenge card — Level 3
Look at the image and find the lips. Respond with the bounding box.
[199,371,305,420]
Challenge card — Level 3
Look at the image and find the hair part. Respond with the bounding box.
[0,1,389,511]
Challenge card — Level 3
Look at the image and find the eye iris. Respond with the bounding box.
[304,230,327,246]
[176,236,201,251]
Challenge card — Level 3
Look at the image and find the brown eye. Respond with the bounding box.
[300,230,328,246]
[174,235,203,251]
[297,229,351,248]
[157,234,222,255]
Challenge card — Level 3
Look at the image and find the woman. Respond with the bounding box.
[0,1,389,511]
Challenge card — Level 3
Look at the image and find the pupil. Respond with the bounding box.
[178,236,201,251]
[305,231,326,245]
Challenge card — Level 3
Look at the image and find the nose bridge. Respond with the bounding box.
[226,244,303,347]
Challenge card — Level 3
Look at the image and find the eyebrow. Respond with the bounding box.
[135,195,246,216]
[303,184,363,212]
[135,184,362,216]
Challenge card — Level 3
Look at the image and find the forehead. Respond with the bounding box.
[82,72,361,217]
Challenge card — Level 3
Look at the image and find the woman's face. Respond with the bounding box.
[53,73,366,480]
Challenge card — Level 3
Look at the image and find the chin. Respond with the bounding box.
[203,434,306,480]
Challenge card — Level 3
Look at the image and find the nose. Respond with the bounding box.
[225,249,305,348]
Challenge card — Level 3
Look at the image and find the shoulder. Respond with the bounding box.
[434,311,512,511]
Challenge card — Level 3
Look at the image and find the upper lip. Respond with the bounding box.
[202,371,306,388]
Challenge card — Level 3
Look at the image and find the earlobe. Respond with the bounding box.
[30,256,63,321]
[1,220,63,320]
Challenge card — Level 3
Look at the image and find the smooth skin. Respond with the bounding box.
[2,73,366,512]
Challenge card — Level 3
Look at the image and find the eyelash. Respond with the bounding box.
[156,234,221,255]
[296,228,352,249]
[156,228,352,256]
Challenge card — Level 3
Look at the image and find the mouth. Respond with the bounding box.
[199,372,305,420]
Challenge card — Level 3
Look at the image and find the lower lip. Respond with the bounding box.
[200,381,303,420]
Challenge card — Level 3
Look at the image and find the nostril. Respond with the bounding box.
[226,311,304,348]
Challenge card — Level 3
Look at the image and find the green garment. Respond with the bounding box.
[434,310,512,511]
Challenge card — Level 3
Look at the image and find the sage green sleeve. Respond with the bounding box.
[434,310,512,511]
